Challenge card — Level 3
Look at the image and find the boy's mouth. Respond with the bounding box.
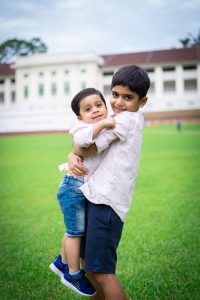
[93,115,102,119]
[114,107,126,113]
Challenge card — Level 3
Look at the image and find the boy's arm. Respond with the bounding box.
[70,117,115,148]
[73,142,97,157]
[92,117,115,139]
[67,152,88,177]
[72,113,130,157]
[92,112,130,154]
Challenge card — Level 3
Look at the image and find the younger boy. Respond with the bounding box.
[50,88,115,297]
[69,65,150,300]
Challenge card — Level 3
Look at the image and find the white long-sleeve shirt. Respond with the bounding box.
[69,122,103,180]
[59,122,102,177]
[74,111,144,221]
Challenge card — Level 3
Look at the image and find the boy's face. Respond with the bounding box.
[78,94,107,124]
[110,85,147,115]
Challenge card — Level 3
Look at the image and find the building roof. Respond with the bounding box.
[0,64,15,76]
[102,47,200,67]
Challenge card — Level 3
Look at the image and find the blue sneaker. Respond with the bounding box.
[61,269,96,296]
[50,255,68,278]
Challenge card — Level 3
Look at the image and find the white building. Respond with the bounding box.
[0,47,200,133]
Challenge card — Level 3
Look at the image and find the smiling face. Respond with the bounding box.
[110,85,147,115]
[78,94,108,124]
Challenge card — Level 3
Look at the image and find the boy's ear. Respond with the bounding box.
[139,96,148,108]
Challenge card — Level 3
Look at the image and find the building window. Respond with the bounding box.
[24,86,29,98]
[81,69,86,74]
[148,82,155,94]
[64,82,70,95]
[81,82,86,89]
[0,92,4,104]
[103,85,111,96]
[163,81,176,92]
[163,66,175,72]
[64,70,69,74]
[51,83,57,95]
[39,72,44,77]
[51,71,56,76]
[103,71,114,76]
[23,73,29,78]
[11,91,15,103]
[145,68,154,73]
[38,84,44,96]
[11,78,15,84]
[0,79,5,85]
[184,79,197,91]
[183,65,197,71]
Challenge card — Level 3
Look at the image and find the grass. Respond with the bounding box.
[0,124,200,300]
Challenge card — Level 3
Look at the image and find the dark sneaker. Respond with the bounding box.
[50,255,68,278]
[61,269,96,296]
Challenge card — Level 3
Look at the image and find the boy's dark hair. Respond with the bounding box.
[111,65,150,99]
[71,88,107,116]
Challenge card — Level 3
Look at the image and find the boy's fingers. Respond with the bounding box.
[69,164,88,176]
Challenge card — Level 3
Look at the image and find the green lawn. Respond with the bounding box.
[0,124,200,300]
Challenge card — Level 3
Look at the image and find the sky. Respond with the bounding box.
[0,0,200,55]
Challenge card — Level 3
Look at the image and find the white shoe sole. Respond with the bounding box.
[61,276,96,297]
[49,263,63,278]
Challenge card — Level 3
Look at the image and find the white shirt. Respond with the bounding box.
[69,122,102,180]
[78,111,144,221]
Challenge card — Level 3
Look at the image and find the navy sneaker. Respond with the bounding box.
[61,269,96,296]
[50,255,68,278]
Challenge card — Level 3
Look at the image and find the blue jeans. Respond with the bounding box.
[57,176,85,236]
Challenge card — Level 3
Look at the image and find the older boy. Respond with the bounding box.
[68,65,150,300]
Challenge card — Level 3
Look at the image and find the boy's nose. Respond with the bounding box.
[92,107,99,113]
[116,97,124,106]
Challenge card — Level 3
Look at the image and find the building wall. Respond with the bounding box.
[0,51,200,133]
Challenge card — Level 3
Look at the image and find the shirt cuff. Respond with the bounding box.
[95,133,111,153]
[73,124,94,147]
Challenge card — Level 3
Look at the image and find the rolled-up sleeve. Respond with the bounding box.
[95,112,130,153]
[69,123,94,148]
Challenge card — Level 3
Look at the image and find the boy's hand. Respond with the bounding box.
[68,153,88,177]
[103,116,116,129]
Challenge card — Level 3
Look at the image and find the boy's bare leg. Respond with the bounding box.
[65,236,81,272]
[87,272,105,300]
[94,273,128,300]
[61,234,68,262]
[81,260,105,300]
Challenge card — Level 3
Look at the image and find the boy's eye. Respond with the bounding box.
[112,91,118,98]
[96,102,102,107]
[124,95,133,101]
[84,107,90,112]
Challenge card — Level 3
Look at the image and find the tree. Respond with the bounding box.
[179,29,200,47]
[0,38,48,63]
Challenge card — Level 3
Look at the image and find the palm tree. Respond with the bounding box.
[179,29,200,47]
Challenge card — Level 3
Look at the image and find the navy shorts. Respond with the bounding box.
[80,201,123,273]
[57,175,85,236]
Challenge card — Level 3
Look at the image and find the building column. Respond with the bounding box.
[176,65,184,100]
[154,66,163,97]
[4,77,11,107]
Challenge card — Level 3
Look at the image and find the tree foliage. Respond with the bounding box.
[179,29,200,47]
[0,38,48,63]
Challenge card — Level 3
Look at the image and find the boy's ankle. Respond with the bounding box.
[69,269,81,277]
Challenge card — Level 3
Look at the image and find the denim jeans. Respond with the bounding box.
[57,176,85,236]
